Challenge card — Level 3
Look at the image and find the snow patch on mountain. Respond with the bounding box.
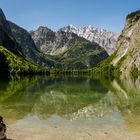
[59,25,119,55]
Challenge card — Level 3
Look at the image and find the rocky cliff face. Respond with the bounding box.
[112,10,140,76]
[60,25,118,55]
[0,9,11,35]
[31,27,90,55]
[0,9,46,74]
[0,9,23,56]
[30,26,55,53]
[9,22,58,67]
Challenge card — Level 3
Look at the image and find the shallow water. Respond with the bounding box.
[0,76,140,140]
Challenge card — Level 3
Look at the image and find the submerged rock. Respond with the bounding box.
[0,116,6,140]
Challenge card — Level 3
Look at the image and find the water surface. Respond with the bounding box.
[0,76,140,140]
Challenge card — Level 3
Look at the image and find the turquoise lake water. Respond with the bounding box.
[0,76,140,140]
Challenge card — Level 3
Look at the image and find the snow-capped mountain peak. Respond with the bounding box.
[59,25,119,55]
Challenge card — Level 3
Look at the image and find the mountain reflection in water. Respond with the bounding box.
[0,76,140,139]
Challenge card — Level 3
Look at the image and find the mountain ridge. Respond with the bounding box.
[111,9,140,77]
[31,26,109,69]
[0,7,109,71]
[9,21,59,67]
[0,8,49,74]
[91,9,140,78]
[59,25,118,55]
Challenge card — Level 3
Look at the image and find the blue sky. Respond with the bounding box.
[0,0,140,33]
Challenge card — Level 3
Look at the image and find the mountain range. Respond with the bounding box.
[31,26,108,69]
[31,25,118,56]
[0,8,112,72]
[0,8,139,77]
[60,25,118,55]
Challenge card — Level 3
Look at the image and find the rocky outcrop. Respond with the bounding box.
[30,26,55,53]
[0,9,23,56]
[112,10,140,76]
[0,9,11,35]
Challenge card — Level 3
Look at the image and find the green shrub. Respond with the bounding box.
[130,65,139,79]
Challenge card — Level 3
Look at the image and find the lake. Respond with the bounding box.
[0,75,140,140]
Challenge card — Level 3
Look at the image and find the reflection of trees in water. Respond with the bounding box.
[111,77,140,135]
[0,76,108,123]
[0,75,140,136]
[0,76,42,124]
[29,77,108,119]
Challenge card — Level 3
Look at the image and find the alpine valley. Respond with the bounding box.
[0,8,139,78]
[0,7,114,72]
[30,27,109,69]
[1,2,140,140]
